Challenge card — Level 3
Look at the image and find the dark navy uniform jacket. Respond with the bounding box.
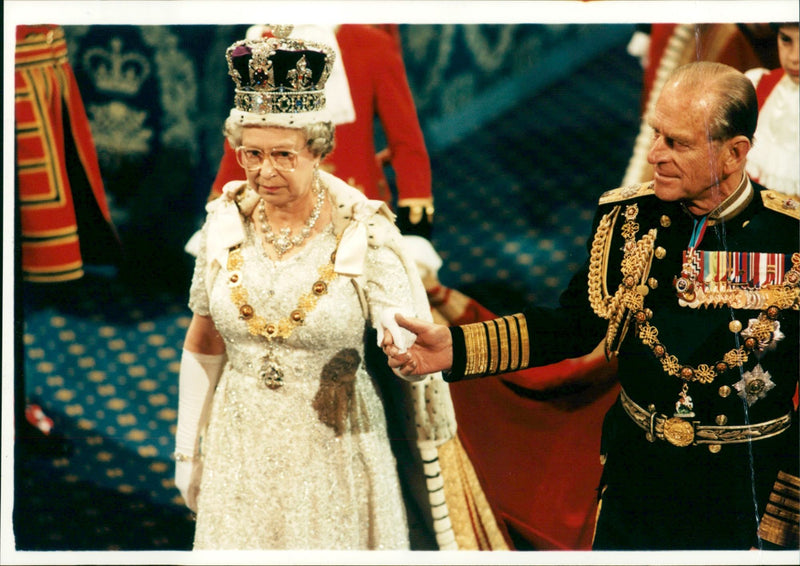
[448,180,799,549]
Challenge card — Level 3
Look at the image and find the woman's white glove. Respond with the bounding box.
[377,308,426,382]
[174,349,225,511]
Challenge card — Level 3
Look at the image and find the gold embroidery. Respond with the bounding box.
[507,316,520,372]
[761,189,800,220]
[486,320,500,375]
[496,318,509,373]
[515,313,530,370]
[589,202,657,357]
[463,322,488,377]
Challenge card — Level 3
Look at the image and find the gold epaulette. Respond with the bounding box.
[462,314,530,378]
[598,181,655,206]
[761,190,800,220]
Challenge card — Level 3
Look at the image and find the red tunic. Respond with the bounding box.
[755,68,785,109]
[16,24,116,282]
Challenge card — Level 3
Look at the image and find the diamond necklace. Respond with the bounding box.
[258,172,324,257]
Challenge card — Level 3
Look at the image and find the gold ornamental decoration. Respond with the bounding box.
[662,417,695,447]
[227,238,340,342]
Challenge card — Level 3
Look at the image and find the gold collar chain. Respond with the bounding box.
[226,235,340,342]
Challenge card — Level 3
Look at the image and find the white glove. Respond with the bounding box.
[183,228,203,257]
[174,349,225,511]
[402,235,442,281]
[376,308,417,354]
[376,308,426,382]
[626,30,651,69]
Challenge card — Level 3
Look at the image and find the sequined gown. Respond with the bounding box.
[188,218,411,550]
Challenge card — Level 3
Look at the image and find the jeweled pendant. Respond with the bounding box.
[274,227,293,257]
[259,358,284,389]
[674,383,695,418]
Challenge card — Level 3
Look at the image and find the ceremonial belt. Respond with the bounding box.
[620,388,792,449]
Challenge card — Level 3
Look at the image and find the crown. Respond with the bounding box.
[226,30,335,118]
[82,38,151,96]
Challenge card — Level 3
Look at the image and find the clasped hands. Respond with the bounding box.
[381,313,453,378]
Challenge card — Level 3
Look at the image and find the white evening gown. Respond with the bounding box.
[188,219,411,550]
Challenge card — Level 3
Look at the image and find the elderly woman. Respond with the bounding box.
[172,33,461,550]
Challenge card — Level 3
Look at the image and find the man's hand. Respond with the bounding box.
[382,313,453,377]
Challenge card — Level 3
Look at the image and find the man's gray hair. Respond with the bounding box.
[668,61,758,143]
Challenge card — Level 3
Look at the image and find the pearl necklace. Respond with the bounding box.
[258,173,324,257]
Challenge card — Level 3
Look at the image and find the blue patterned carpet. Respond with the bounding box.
[14,41,641,551]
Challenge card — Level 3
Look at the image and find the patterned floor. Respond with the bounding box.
[14,41,641,552]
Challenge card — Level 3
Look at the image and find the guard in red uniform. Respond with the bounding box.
[16,24,119,283]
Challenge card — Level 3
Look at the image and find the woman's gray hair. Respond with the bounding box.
[223,118,336,159]
[668,61,758,143]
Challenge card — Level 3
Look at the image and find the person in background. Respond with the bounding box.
[384,61,800,550]
[16,24,120,457]
[745,22,799,196]
[173,30,500,550]
[16,24,119,284]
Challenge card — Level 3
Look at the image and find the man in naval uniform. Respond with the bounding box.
[383,61,800,550]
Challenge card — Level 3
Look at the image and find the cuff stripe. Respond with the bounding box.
[460,314,531,378]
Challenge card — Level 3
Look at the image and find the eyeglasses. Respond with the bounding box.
[235,146,300,172]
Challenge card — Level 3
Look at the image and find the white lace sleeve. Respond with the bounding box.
[187,221,211,316]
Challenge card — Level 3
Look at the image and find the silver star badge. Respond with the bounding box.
[733,364,775,407]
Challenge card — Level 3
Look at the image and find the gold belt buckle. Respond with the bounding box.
[663,417,695,447]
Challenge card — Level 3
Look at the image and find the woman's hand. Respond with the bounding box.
[382,313,453,377]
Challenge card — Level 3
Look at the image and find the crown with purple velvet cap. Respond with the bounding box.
[225,25,336,127]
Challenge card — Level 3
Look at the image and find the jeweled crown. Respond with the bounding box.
[226,27,335,117]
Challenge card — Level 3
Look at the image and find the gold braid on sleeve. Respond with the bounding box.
[758,471,800,548]
[461,314,530,378]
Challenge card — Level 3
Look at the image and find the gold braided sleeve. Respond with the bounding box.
[758,471,800,548]
[460,314,531,379]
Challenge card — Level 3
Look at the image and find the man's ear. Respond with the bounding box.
[722,135,751,176]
